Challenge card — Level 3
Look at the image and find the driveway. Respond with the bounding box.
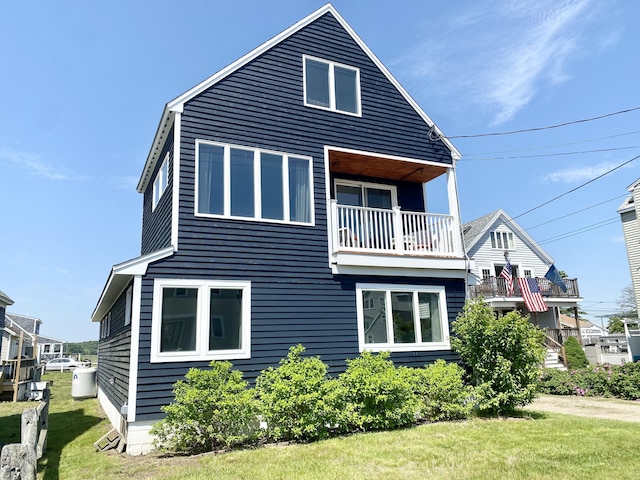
[526,394,640,423]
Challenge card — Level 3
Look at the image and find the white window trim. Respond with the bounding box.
[100,312,111,339]
[150,278,251,363]
[195,140,315,226]
[334,179,398,207]
[303,55,362,117]
[152,152,170,211]
[355,283,450,352]
[490,230,515,250]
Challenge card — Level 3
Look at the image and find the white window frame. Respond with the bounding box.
[150,278,251,363]
[100,312,111,339]
[490,231,515,250]
[303,55,362,117]
[334,179,398,208]
[355,284,450,352]
[195,140,315,225]
[152,152,170,211]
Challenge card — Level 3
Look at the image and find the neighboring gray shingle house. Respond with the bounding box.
[618,178,640,312]
[91,4,469,454]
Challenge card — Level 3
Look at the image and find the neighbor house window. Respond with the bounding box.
[303,56,361,115]
[150,279,251,362]
[490,231,515,250]
[196,141,313,224]
[152,153,170,210]
[356,284,449,352]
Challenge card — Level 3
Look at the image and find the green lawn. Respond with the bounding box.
[1,372,639,479]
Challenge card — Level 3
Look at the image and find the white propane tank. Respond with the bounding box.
[71,367,97,399]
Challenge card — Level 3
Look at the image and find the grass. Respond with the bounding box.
[2,373,640,479]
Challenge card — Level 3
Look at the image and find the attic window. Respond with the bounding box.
[303,56,361,116]
[152,153,170,210]
[490,231,514,250]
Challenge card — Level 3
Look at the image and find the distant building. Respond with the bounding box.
[618,179,640,313]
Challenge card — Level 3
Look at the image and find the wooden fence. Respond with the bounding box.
[0,388,49,480]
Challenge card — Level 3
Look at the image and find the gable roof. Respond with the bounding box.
[5,312,41,336]
[463,209,554,264]
[136,3,460,194]
[0,289,14,307]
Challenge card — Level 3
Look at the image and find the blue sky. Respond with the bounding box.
[1,0,638,341]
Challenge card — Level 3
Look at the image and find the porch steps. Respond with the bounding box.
[544,349,566,370]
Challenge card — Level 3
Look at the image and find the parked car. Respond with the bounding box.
[44,357,90,371]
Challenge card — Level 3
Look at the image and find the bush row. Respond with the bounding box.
[150,346,474,454]
[538,362,640,400]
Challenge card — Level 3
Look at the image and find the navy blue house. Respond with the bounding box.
[92,4,469,454]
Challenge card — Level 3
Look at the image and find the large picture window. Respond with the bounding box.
[151,279,251,362]
[356,284,449,352]
[196,141,313,225]
[304,56,361,116]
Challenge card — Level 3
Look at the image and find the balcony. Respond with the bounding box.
[469,276,580,300]
[329,201,466,273]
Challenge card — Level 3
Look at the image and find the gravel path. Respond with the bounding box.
[526,394,640,422]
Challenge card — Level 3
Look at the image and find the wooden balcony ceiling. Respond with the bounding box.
[329,150,448,183]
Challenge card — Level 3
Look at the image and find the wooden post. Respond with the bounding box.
[12,332,24,402]
[573,306,583,345]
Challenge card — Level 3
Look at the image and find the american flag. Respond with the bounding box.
[499,260,514,296]
[518,277,548,312]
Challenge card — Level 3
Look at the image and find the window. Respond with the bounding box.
[151,279,251,362]
[356,284,449,352]
[304,56,361,115]
[196,141,313,224]
[124,286,133,327]
[100,312,111,339]
[482,269,491,279]
[524,269,532,278]
[152,153,170,210]
[490,231,515,250]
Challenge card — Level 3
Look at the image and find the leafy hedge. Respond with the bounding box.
[539,362,640,400]
[563,336,589,369]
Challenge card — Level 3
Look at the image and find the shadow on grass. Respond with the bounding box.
[0,412,22,449]
[38,407,103,480]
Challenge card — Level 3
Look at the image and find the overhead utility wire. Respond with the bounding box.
[538,217,619,245]
[524,194,629,230]
[464,130,640,156]
[459,145,640,162]
[511,154,640,220]
[448,106,640,139]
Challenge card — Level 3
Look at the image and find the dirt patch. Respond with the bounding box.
[526,394,640,422]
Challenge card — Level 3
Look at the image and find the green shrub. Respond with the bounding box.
[452,298,546,415]
[563,336,589,369]
[403,360,474,421]
[338,351,418,431]
[538,369,575,395]
[610,362,640,400]
[151,361,258,454]
[255,345,341,441]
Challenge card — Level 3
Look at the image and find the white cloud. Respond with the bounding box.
[395,0,616,125]
[543,160,628,183]
[0,147,90,181]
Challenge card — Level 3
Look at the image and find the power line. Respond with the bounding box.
[538,217,619,245]
[524,194,629,230]
[463,130,640,156]
[459,145,640,162]
[511,154,640,220]
[449,106,640,139]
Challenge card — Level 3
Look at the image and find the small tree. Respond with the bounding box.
[563,336,589,369]
[451,298,546,415]
[607,316,626,334]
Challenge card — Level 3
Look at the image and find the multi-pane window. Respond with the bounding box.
[490,231,515,250]
[197,141,313,224]
[482,269,491,279]
[152,153,170,210]
[124,286,133,327]
[100,313,111,339]
[356,284,449,352]
[151,279,251,362]
[304,56,361,115]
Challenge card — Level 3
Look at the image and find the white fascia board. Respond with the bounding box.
[91,246,175,322]
[617,196,634,214]
[137,110,176,194]
[0,292,14,306]
[627,177,640,191]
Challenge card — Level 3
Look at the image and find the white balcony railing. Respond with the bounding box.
[331,202,459,257]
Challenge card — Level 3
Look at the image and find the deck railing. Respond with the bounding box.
[332,203,459,257]
[469,277,580,299]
